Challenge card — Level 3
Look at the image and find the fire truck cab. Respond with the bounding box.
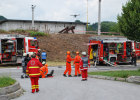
[88,37,140,65]
[0,34,39,64]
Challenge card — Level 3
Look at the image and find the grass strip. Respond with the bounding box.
[47,61,65,66]
[0,77,16,88]
[88,70,140,78]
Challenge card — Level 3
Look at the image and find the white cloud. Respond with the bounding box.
[0,0,128,23]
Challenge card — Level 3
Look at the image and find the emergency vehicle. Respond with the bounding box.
[0,34,39,64]
[88,36,140,65]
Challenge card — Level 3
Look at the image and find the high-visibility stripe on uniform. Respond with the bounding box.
[29,66,40,69]
[32,85,36,89]
[82,78,86,79]
[29,73,41,76]
[26,70,29,72]
[35,85,39,88]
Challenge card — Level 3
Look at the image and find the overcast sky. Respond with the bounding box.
[0,0,128,23]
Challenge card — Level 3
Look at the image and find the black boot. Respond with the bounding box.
[21,75,24,79]
[68,75,72,77]
[78,74,81,77]
[63,74,67,77]
[25,75,29,78]
[74,75,77,77]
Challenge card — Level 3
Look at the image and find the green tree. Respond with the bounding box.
[117,0,140,41]
[75,20,82,23]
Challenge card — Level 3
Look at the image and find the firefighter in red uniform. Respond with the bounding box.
[26,53,43,93]
[63,51,74,77]
[80,52,90,81]
[73,51,81,77]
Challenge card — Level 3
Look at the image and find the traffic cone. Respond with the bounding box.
[114,62,117,66]
[17,66,19,69]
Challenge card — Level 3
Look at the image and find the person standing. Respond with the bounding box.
[93,50,98,67]
[26,53,43,93]
[63,51,74,77]
[21,53,27,78]
[131,50,137,66]
[41,50,47,63]
[73,51,81,77]
[80,52,90,81]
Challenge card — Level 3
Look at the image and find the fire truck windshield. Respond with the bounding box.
[30,40,38,48]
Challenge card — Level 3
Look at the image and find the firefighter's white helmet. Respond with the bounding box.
[23,53,27,56]
[42,61,46,65]
[82,52,86,55]
[38,49,41,51]
[133,49,136,52]
[30,52,34,56]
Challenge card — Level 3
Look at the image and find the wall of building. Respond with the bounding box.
[0,21,86,34]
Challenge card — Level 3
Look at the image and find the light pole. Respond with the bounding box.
[98,0,101,35]
[86,0,89,30]
[31,5,36,30]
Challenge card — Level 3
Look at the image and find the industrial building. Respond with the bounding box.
[0,16,86,34]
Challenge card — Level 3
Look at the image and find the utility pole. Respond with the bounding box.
[31,5,36,30]
[86,0,88,30]
[98,0,101,35]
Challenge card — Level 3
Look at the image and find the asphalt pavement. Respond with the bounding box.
[0,65,140,100]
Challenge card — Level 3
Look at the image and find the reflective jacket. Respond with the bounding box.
[66,54,73,63]
[80,56,90,70]
[40,64,48,75]
[74,55,81,64]
[26,58,43,77]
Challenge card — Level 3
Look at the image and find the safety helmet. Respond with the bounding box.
[30,52,34,56]
[38,49,41,51]
[42,61,46,65]
[67,51,70,54]
[133,49,136,52]
[76,51,79,54]
[23,53,27,56]
[82,52,86,55]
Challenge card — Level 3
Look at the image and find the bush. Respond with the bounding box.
[0,77,16,88]
[28,31,49,36]
[9,29,26,33]
[0,29,9,33]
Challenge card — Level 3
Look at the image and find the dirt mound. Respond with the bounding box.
[0,32,122,61]
[36,34,95,61]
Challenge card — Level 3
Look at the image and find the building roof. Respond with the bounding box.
[0,16,87,25]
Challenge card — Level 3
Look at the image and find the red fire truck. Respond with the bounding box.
[0,34,39,64]
[88,36,140,65]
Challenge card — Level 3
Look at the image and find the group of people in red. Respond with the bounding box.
[63,51,90,81]
[26,50,90,94]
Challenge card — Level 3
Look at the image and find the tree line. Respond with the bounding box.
[78,0,140,41]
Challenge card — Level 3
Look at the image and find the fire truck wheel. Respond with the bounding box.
[99,61,103,65]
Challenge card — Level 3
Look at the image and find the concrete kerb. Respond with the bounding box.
[88,75,140,84]
[0,82,24,100]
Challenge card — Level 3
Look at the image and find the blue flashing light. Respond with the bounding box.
[34,37,37,39]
